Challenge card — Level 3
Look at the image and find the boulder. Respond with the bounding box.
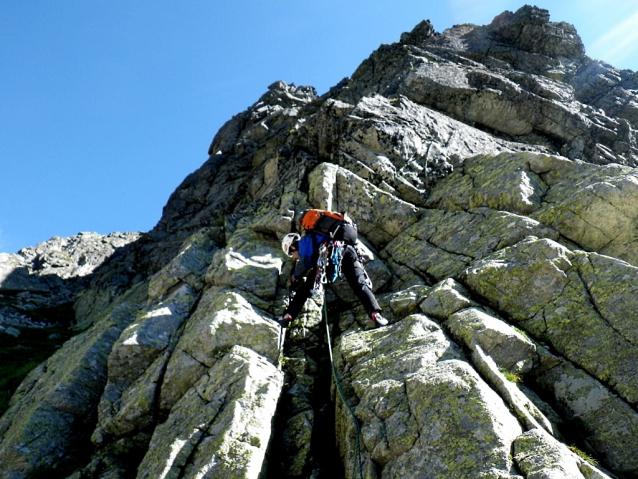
[469,346,554,436]
[92,283,198,444]
[418,278,473,320]
[445,307,537,375]
[513,429,611,479]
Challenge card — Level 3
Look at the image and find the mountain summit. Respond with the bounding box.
[2,6,638,478]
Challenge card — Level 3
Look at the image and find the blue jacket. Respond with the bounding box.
[293,232,328,280]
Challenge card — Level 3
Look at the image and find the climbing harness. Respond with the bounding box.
[323,299,364,479]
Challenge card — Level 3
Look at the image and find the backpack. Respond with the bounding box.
[301,209,347,237]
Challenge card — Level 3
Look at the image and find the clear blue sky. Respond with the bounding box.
[1,1,637,253]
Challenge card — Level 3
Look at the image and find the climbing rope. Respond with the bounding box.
[323,299,364,479]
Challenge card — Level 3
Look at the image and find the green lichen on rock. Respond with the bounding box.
[418,278,473,320]
[0,282,147,477]
[207,227,284,300]
[281,410,314,476]
[383,207,559,281]
[148,227,220,300]
[530,345,638,476]
[426,151,551,214]
[334,315,522,478]
[573,251,638,344]
[514,428,589,478]
[532,162,638,264]
[464,236,638,406]
[159,287,281,412]
[137,346,283,479]
[94,351,167,441]
[445,307,537,375]
[426,150,638,268]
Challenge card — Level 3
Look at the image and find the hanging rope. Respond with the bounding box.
[323,299,364,479]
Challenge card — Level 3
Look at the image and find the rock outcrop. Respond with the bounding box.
[0,232,141,331]
[2,5,638,479]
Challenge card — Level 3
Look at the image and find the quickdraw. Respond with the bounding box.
[312,243,329,297]
[312,241,345,297]
[329,241,345,282]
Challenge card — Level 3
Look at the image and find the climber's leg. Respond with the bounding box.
[341,245,380,316]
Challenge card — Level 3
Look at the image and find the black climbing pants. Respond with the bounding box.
[284,244,380,319]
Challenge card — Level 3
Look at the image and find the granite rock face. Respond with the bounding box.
[2,5,638,479]
[137,346,283,479]
[0,232,141,333]
[334,314,523,478]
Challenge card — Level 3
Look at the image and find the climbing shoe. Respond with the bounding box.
[371,311,388,327]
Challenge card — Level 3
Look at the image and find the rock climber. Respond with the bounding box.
[280,210,388,327]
